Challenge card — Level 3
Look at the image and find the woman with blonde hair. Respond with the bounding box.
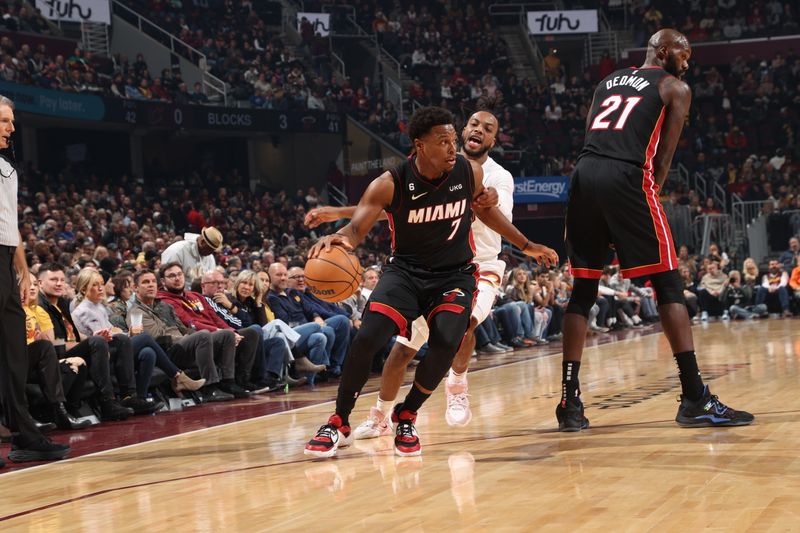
[503,268,544,344]
[228,269,319,387]
[72,268,204,403]
[742,258,760,287]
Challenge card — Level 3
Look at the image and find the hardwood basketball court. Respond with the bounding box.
[0,319,796,531]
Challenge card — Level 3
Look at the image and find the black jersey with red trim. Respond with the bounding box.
[385,154,476,272]
[580,66,672,168]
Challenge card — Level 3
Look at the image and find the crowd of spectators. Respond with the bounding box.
[679,52,800,208]
[11,155,799,456]
[621,0,799,46]
[5,0,800,181]
[0,0,52,34]
[678,238,800,321]
[0,31,218,104]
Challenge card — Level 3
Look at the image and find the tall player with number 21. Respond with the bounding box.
[557,29,754,432]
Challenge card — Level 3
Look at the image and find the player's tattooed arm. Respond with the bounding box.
[304,205,388,229]
[653,76,692,188]
[308,172,394,258]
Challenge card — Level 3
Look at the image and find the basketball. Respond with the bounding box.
[304,245,363,302]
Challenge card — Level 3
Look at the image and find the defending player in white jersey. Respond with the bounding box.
[304,110,556,437]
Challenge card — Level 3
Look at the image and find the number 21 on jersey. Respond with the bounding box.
[590,95,642,131]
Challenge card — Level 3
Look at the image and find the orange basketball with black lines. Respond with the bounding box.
[305,245,363,302]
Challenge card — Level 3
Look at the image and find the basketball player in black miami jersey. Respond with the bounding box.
[558,29,753,431]
[304,106,557,458]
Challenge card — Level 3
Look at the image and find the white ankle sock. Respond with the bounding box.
[448,369,468,385]
[376,398,393,417]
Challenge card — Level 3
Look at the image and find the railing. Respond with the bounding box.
[692,213,734,257]
[377,43,402,83]
[384,77,403,123]
[731,196,767,236]
[677,162,690,190]
[329,12,403,87]
[111,0,227,104]
[712,180,728,211]
[746,215,769,265]
[489,0,559,85]
[331,51,346,79]
[281,6,302,45]
[693,171,708,199]
[339,12,371,38]
[327,182,348,207]
[518,12,545,83]
[339,13,403,83]
[730,194,769,260]
[585,31,618,65]
[662,202,692,250]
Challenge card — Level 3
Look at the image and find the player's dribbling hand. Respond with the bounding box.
[309,233,354,258]
[473,187,499,209]
[304,207,339,228]
[523,242,559,268]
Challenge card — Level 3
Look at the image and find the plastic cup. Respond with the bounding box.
[130,310,143,329]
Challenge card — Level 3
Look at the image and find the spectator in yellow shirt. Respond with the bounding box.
[23,273,90,430]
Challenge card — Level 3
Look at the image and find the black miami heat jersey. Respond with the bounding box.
[580,66,672,168]
[386,154,476,272]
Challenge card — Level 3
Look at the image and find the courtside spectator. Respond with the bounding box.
[266,263,330,383]
[36,264,135,421]
[23,273,91,431]
[698,261,728,320]
[157,262,255,397]
[779,237,800,273]
[755,259,793,317]
[200,269,286,392]
[130,269,233,402]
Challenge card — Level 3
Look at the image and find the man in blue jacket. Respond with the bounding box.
[267,263,332,379]
[286,265,351,376]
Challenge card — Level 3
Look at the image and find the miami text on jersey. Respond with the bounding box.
[407,199,467,224]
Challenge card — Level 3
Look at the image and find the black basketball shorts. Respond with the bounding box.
[364,260,477,337]
[565,155,678,279]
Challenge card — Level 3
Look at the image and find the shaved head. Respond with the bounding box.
[644,29,691,78]
[647,29,689,51]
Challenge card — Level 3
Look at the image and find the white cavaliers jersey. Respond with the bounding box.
[471,156,514,276]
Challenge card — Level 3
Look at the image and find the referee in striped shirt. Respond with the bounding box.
[0,95,69,465]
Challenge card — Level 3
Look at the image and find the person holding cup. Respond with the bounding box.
[71,268,203,407]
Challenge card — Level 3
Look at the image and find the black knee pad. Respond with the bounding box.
[566,278,599,318]
[650,269,685,305]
